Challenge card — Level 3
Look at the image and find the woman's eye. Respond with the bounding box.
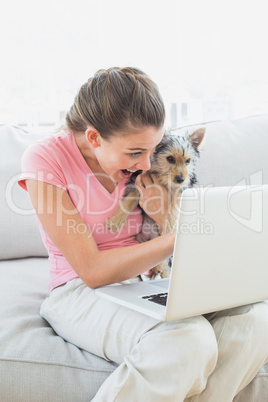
[130,152,141,158]
[166,155,175,164]
[185,158,191,164]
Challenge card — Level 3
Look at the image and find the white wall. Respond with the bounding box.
[0,0,267,131]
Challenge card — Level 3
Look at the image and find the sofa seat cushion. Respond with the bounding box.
[0,258,118,401]
[234,363,268,401]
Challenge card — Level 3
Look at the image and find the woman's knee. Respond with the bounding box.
[252,301,268,325]
[251,302,268,342]
[229,301,268,334]
[187,316,218,371]
[144,316,218,370]
[164,316,218,395]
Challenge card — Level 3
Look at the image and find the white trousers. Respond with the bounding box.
[40,278,268,402]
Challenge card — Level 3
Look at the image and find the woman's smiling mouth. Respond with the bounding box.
[121,169,136,178]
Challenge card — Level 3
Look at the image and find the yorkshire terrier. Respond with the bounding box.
[107,127,206,279]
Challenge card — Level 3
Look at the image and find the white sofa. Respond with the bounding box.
[1,115,268,401]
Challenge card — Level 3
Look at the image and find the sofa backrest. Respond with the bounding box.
[2,115,268,259]
[173,114,268,187]
[1,125,48,260]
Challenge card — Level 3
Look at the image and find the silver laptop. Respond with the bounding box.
[96,184,268,321]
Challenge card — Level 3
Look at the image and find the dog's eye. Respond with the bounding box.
[185,158,191,164]
[166,156,175,164]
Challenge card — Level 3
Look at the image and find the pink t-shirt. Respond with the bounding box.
[18,130,143,291]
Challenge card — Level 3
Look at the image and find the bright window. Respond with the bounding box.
[1,0,267,132]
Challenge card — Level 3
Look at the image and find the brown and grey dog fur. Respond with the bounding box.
[107,127,206,279]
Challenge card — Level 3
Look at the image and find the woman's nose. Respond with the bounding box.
[136,155,151,171]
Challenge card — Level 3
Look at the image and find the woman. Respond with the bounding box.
[19,67,268,401]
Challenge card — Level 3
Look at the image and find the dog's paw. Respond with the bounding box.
[106,212,128,232]
[151,261,171,279]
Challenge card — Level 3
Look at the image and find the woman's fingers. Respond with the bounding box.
[135,172,154,188]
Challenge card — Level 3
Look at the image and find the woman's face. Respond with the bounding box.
[95,126,164,183]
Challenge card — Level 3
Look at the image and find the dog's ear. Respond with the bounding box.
[187,127,206,149]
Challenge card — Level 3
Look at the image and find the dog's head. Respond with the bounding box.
[150,127,206,191]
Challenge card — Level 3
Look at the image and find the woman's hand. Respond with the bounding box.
[135,172,169,232]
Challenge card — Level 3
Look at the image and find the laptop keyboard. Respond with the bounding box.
[142,292,168,306]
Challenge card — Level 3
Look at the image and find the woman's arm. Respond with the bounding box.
[26,180,175,289]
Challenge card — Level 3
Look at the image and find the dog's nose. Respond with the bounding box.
[175,176,185,183]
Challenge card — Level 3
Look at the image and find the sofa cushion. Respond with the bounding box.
[234,363,268,402]
[0,257,118,401]
[1,124,48,259]
[173,114,268,187]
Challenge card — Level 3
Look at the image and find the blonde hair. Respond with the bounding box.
[65,67,165,139]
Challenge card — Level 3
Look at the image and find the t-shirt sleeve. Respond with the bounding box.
[18,141,67,191]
